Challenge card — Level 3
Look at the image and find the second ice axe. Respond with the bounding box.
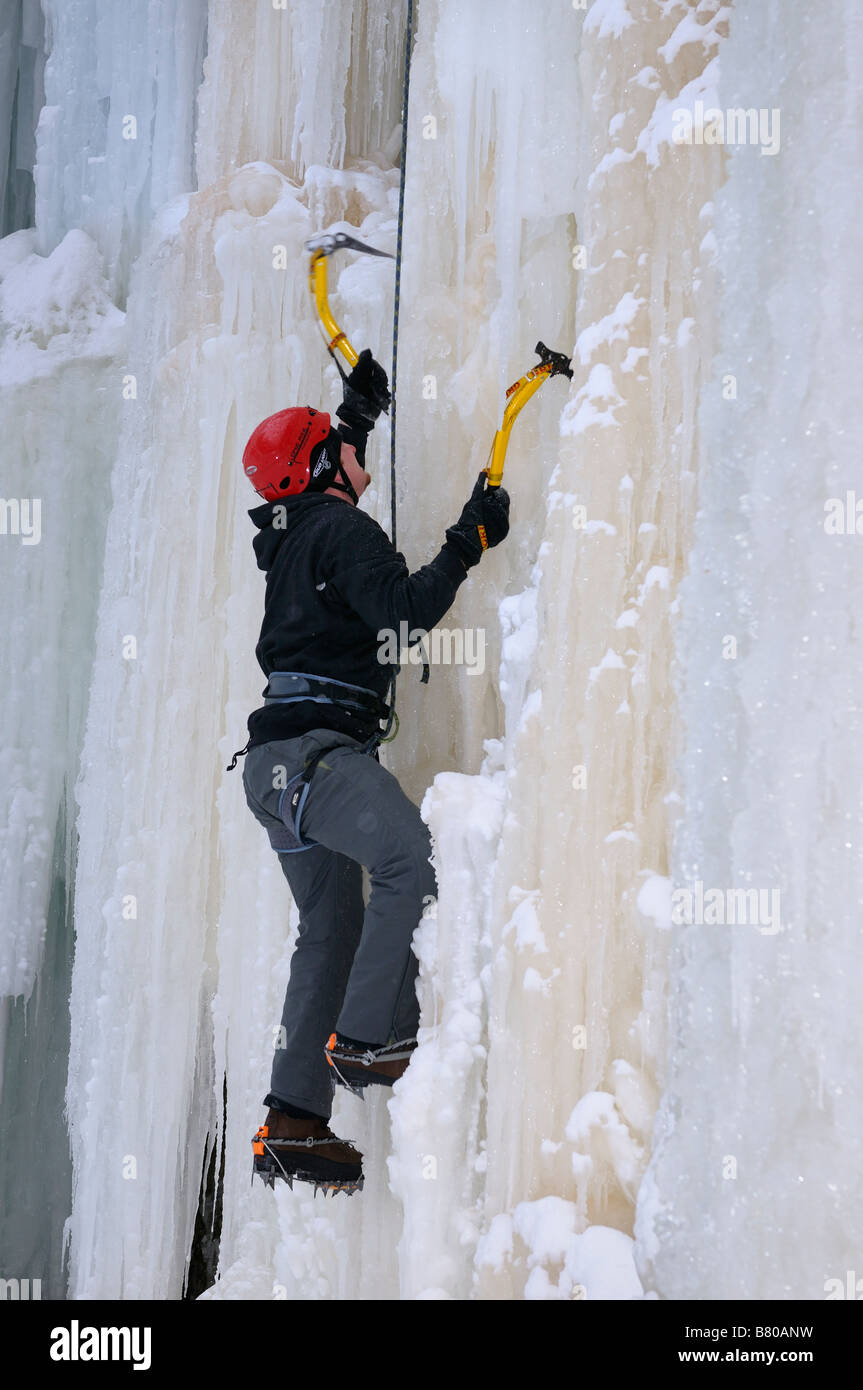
[485,342,573,489]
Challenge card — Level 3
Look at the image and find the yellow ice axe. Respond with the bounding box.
[304,230,394,372]
[485,342,573,489]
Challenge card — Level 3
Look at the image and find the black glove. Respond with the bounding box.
[336,348,391,429]
[445,471,511,569]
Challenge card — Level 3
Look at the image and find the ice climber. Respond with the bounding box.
[233,349,510,1194]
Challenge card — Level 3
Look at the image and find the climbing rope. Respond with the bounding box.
[389,0,415,555]
[380,0,417,728]
[305,6,420,724]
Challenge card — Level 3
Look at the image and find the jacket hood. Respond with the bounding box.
[248,493,343,572]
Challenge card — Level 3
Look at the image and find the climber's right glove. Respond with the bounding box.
[336,347,391,430]
[444,471,511,570]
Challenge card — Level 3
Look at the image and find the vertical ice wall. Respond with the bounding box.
[34,0,207,297]
[0,50,125,1302]
[196,0,404,187]
[0,0,204,1295]
[0,228,121,1291]
[636,0,863,1299]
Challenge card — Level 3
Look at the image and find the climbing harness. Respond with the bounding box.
[262,669,395,852]
[263,670,393,724]
[260,742,335,854]
[230,668,399,851]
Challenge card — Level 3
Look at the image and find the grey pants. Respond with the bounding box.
[242,728,437,1118]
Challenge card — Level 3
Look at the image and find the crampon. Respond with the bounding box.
[324,1033,418,1098]
[251,1124,364,1197]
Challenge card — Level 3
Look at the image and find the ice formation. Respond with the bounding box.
[0,0,860,1301]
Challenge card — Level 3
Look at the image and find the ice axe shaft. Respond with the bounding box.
[486,341,573,488]
[305,231,394,369]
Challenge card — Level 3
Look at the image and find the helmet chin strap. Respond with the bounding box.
[327,459,359,505]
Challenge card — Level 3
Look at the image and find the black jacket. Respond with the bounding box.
[246,493,470,747]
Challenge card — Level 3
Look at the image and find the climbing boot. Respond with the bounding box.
[252,1109,363,1195]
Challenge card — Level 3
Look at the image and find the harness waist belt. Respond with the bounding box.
[263,670,389,723]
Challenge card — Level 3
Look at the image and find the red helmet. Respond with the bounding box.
[242,406,332,501]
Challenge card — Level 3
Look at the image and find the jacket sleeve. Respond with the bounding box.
[323,511,470,635]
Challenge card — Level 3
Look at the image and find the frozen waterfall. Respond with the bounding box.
[0,0,861,1303]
